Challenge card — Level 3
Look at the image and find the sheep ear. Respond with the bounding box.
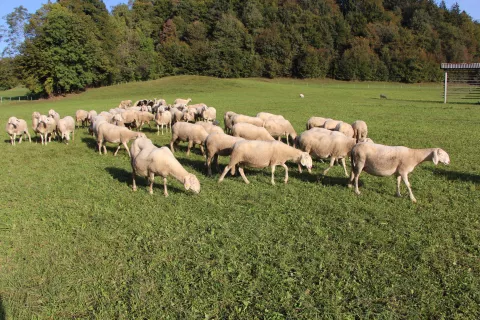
[432,149,439,165]
[184,175,191,190]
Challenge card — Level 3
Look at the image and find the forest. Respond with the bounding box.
[0,0,479,97]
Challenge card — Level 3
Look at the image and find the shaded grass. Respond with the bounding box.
[0,76,479,318]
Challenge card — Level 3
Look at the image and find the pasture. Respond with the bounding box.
[0,76,479,318]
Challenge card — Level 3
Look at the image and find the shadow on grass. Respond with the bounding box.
[105,167,184,194]
[0,295,6,320]
[81,136,97,150]
[179,156,208,174]
[428,167,480,183]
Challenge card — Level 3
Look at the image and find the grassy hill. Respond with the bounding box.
[0,76,479,318]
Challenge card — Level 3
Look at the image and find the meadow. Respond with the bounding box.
[0,76,479,319]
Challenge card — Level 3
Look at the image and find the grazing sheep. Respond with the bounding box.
[263,118,297,145]
[195,121,224,134]
[137,111,155,130]
[155,109,172,135]
[36,115,57,145]
[351,120,368,143]
[306,117,330,130]
[232,114,265,127]
[182,109,196,123]
[32,112,42,142]
[204,133,244,176]
[87,110,97,124]
[131,137,201,196]
[170,107,184,124]
[224,111,237,134]
[96,122,146,157]
[75,110,89,128]
[348,143,450,203]
[57,116,75,144]
[118,100,132,108]
[202,106,217,122]
[256,112,285,121]
[116,109,138,128]
[335,122,354,138]
[90,115,108,136]
[232,123,275,141]
[170,122,209,156]
[98,111,114,123]
[323,119,342,130]
[300,94,304,98]
[218,140,313,185]
[6,117,31,145]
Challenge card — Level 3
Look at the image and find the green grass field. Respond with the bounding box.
[0,76,479,318]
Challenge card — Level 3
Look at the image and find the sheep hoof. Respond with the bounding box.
[132,187,137,192]
[347,184,353,188]
[164,193,169,197]
[411,198,417,203]
[396,193,402,198]
[149,190,153,195]
[355,190,361,195]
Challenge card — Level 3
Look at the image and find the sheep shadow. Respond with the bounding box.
[105,167,184,194]
[81,136,97,150]
[177,156,208,174]
[427,168,480,184]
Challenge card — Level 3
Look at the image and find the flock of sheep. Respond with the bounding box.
[5,97,450,202]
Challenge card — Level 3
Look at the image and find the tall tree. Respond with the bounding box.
[1,6,30,57]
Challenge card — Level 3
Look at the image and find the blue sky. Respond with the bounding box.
[1,0,479,54]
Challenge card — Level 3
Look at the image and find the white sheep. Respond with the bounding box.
[351,120,368,143]
[218,140,313,185]
[154,108,172,135]
[306,117,330,130]
[263,118,297,145]
[204,133,244,176]
[223,111,237,134]
[96,122,146,157]
[194,121,224,134]
[118,100,132,108]
[232,114,265,127]
[131,137,201,196]
[32,112,42,142]
[75,110,89,128]
[334,122,354,138]
[6,117,31,145]
[348,143,450,203]
[57,116,75,144]
[170,107,184,124]
[202,106,217,122]
[87,110,98,124]
[173,98,192,108]
[170,122,209,156]
[300,93,304,98]
[323,119,342,130]
[231,122,275,141]
[136,111,155,130]
[36,115,57,145]
[256,112,285,121]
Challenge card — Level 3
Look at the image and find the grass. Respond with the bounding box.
[0,86,30,101]
[0,76,479,318]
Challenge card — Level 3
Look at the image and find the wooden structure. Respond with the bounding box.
[441,63,480,103]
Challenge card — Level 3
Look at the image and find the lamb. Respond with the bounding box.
[351,120,368,143]
[57,116,75,144]
[170,122,209,156]
[6,117,31,145]
[263,118,297,145]
[204,133,244,176]
[75,110,89,128]
[136,111,155,130]
[194,121,224,134]
[256,112,285,121]
[117,109,138,128]
[334,122,354,138]
[96,122,146,157]
[232,114,265,127]
[224,111,237,133]
[202,106,217,122]
[131,137,201,196]
[306,117,330,130]
[118,100,132,108]
[36,115,57,145]
[231,123,275,141]
[154,108,172,135]
[348,143,450,203]
[323,119,342,130]
[218,140,313,185]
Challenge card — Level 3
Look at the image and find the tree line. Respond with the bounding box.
[0,0,479,97]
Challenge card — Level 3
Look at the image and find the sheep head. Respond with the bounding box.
[300,152,313,173]
[433,148,450,165]
[184,174,200,194]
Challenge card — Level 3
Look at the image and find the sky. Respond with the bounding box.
[0,0,479,53]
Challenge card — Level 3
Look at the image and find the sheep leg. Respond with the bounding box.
[169,139,176,153]
[148,172,154,195]
[218,165,231,183]
[214,154,220,173]
[123,142,131,158]
[206,155,213,176]
[340,158,348,177]
[163,177,169,197]
[103,144,107,155]
[323,158,336,176]
[187,140,193,156]
[98,141,103,154]
[132,170,137,191]
[282,163,289,183]
[199,144,205,156]
[401,173,417,203]
[286,135,289,146]
[156,124,160,135]
[271,165,276,185]
[396,175,402,197]
[298,163,302,174]
[239,166,250,184]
